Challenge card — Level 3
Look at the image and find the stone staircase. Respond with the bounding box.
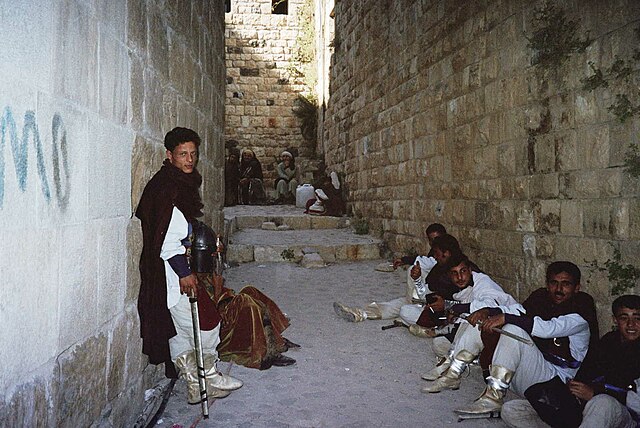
[224,205,383,266]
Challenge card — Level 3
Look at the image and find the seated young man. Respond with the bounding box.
[332,226,458,323]
[501,294,640,428]
[421,253,519,393]
[453,261,599,418]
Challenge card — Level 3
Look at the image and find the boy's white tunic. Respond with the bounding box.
[448,271,519,356]
[161,206,220,361]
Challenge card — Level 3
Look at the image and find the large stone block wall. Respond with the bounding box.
[323,0,640,324]
[225,0,317,190]
[0,1,225,426]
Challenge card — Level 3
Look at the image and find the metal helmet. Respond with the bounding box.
[190,220,216,273]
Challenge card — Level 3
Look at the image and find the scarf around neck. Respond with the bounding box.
[161,159,204,221]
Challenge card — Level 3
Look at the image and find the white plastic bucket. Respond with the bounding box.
[296,184,315,208]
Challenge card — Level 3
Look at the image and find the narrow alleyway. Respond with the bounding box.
[150,206,508,427]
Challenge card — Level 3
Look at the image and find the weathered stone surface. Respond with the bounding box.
[99,31,129,124]
[311,216,349,229]
[54,1,99,107]
[107,316,128,401]
[301,253,326,268]
[228,244,255,263]
[322,0,638,327]
[225,0,312,189]
[262,221,278,230]
[254,245,303,263]
[236,216,268,229]
[0,373,58,427]
[315,246,337,263]
[57,335,108,427]
[335,244,381,261]
[127,0,147,51]
[2,1,225,427]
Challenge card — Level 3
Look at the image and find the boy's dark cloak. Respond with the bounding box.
[135,160,203,376]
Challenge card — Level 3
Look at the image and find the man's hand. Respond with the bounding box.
[427,294,444,312]
[179,274,199,296]
[392,258,405,269]
[410,264,421,280]
[480,313,506,332]
[567,380,595,401]
[467,308,490,326]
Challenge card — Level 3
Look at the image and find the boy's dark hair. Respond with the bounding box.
[445,252,470,271]
[546,261,581,285]
[612,295,640,315]
[431,234,461,255]
[426,223,447,236]
[165,127,201,151]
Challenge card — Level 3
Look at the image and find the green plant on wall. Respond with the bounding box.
[352,217,370,235]
[292,94,318,142]
[624,144,640,178]
[588,247,640,296]
[281,248,295,261]
[288,0,316,91]
[581,27,640,177]
[526,1,592,71]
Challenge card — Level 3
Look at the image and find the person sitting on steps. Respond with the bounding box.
[274,150,298,204]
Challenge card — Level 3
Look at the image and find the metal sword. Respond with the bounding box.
[458,313,534,346]
[216,234,224,275]
[381,319,409,330]
[189,289,209,418]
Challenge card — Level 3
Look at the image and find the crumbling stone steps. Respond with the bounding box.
[226,227,382,264]
[227,213,349,232]
[223,205,383,264]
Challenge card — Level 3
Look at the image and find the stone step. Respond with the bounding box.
[224,205,348,231]
[227,228,382,263]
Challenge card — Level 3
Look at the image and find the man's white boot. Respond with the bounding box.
[409,324,436,338]
[455,365,513,414]
[421,354,452,381]
[422,350,475,393]
[174,351,206,404]
[203,354,243,391]
[333,302,370,322]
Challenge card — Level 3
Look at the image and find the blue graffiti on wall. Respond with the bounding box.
[0,107,70,210]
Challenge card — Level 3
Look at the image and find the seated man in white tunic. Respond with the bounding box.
[500,294,639,428]
[333,227,459,324]
[421,253,519,393]
[454,261,599,419]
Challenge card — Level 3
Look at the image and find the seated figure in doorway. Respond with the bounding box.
[238,149,266,205]
[274,150,298,204]
[306,171,345,216]
[224,147,240,206]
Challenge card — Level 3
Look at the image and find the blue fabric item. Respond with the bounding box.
[168,254,191,278]
[181,222,193,248]
[542,351,581,369]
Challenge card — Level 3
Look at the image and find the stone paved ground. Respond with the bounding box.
[153,259,509,428]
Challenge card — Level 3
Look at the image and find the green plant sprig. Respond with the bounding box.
[588,247,640,295]
[527,1,592,71]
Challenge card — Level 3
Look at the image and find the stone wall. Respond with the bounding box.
[0,1,226,426]
[323,0,640,325]
[225,0,317,192]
